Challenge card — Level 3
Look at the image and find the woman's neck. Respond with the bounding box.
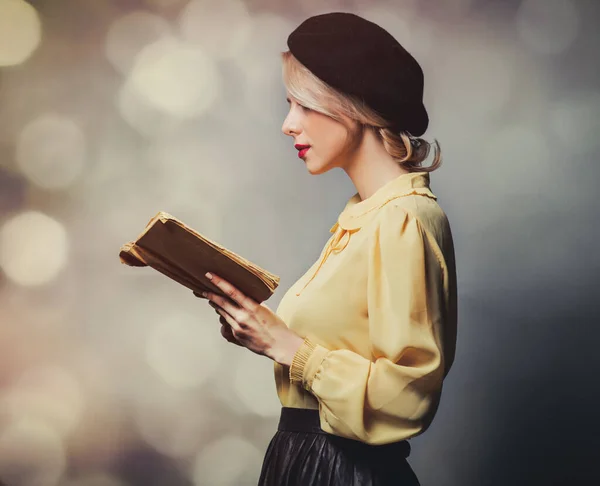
[343,129,409,201]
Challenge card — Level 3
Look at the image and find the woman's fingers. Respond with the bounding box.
[201,297,243,348]
[204,273,259,313]
[220,319,242,346]
[220,322,238,344]
[209,302,242,346]
[205,294,245,323]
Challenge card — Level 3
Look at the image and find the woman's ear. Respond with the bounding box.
[343,119,366,149]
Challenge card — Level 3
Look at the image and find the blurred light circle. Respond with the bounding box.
[105,11,171,75]
[235,14,295,122]
[358,6,413,43]
[211,360,251,416]
[301,0,387,16]
[236,13,294,82]
[145,311,222,389]
[358,5,433,61]
[0,0,42,67]
[232,352,281,418]
[0,211,69,287]
[124,36,221,119]
[146,0,187,6]
[549,91,600,153]
[516,0,579,55]
[116,82,182,138]
[0,417,66,486]
[192,435,263,486]
[144,128,246,208]
[179,0,253,60]
[1,365,85,438]
[134,388,213,459]
[16,113,86,190]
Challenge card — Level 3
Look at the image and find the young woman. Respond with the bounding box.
[198,12,458,486]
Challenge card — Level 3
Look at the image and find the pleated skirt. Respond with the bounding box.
[258,407,420,486]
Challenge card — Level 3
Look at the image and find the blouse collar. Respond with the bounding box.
[330,171,437,232]
[295,171,436,297]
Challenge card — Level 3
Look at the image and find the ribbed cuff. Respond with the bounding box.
[289,337,317,386]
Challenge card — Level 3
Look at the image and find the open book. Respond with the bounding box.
[119,211,280,303]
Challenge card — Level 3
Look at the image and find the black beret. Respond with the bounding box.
[287,12,428,137]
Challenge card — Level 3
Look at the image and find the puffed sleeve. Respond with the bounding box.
[289,206,448,445]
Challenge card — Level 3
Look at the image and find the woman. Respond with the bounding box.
[198,12,458,486]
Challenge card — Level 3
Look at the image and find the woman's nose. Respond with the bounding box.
[281,112,300,137]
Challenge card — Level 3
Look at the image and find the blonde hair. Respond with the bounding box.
[281,51,442,172]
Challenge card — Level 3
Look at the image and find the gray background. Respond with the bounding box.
[0,0,598,485]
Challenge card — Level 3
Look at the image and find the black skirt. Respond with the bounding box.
[258,407,420,486]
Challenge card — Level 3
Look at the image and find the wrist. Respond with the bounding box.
[271,332,305,367]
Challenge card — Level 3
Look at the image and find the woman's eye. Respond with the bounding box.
[286,98,311,112]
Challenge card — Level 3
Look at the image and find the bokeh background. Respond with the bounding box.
[0,0,599,485]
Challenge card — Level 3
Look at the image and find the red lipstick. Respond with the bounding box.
[295,144,310,159]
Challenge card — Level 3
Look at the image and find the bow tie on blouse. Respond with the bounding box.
[295,171,437,297]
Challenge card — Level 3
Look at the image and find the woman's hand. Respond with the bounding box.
[194,272,304,366]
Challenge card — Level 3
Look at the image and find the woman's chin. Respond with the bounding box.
[307,165,328,175]
[303,156,330,175]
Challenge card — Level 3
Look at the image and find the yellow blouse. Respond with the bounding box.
[273,171,458,446]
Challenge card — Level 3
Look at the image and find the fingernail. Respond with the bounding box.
[205,272,213,280]
[202,291,207,298]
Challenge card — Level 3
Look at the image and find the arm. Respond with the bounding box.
[289,206,448,445]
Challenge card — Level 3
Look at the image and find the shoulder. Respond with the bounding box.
[368,203,420,245]
[374,197,448,235]
[370,199,452,265]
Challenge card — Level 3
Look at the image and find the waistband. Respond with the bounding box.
[277,407,411,456]
[278,406,326,434]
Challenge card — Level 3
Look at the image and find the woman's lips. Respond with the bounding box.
[297,147,310,158]
[295,144,310,159]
